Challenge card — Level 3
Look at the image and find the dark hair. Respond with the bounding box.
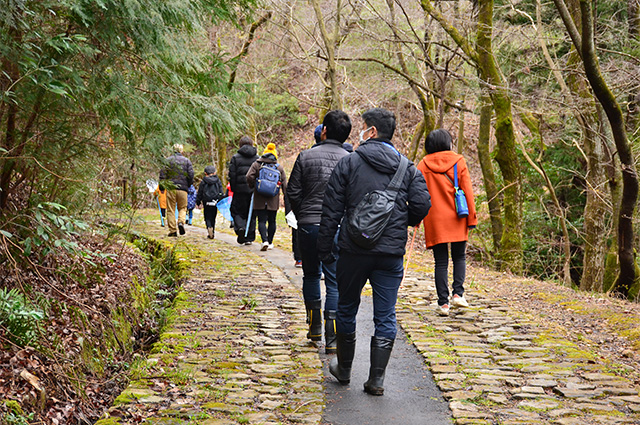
[323,110,352,143]
[238,135,253,147]
[425,129,452,154]
[362,108,396,140]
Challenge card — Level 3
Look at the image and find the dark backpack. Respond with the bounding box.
[346,155,409,249]
[256,163,281,197]
[202,179,223,204]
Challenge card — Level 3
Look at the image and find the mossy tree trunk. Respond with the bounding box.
[476,0,523,272]
[477,93,502,253]
[555,0,638,296]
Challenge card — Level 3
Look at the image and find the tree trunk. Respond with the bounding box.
[630,0,640,40]
[310,0,343,111]
[477,0,523,272]
[578,0,638,296]
[477,93,503,253]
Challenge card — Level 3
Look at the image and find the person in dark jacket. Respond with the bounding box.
[288,111,351,354]
[196,165,224,239]
[318,108,431,396]
[228,136,259,244]
[246,143,287,251]
[159,143,194,237]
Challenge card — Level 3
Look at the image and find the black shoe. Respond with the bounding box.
[305,300,322,341]
[178,223,185,235]
[168,232,177,237]
[363,336,394,396]
[329,332,356,384]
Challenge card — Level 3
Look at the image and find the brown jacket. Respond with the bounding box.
[246,154,287,211]
[417,151,477,248]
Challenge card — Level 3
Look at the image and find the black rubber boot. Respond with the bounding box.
[329,332,356,384]
[363,336,394,396]
[305,299,322,341]
[324,310,337,354]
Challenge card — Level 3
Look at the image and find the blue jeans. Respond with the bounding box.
[298,223,338,311]
[432,241,466,306]
[335,252,404,339]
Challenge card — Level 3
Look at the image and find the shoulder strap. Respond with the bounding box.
[387,156,409,194]
[453,163,459,189]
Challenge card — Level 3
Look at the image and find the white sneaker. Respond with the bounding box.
[437,304,450,316]
[244,241,252,245]
[451,294,469,308]
[268,243,274,250]
[261,242,269,251]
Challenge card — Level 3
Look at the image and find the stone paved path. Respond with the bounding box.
[399,273,640,424]
[99,214,640,425]
[99,230,324,424]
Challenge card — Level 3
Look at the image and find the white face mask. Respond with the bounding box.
[359,126,373,143]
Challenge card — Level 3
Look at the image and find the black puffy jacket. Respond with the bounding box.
[287,139,349,225]
[318,139,431,258]
[228,145,258,194]
[159,153,194,191]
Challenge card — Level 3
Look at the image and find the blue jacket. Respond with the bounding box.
[187,185,197,210]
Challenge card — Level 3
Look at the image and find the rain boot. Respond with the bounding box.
[305,299,322,341]
[324,310,337,354]
[363,336,394,395]
[329,331,356,384]
[207,227,214,239]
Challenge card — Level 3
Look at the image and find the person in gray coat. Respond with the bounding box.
[159,143,194,237]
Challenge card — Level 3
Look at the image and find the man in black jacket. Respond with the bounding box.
[228,135,258,244]
[318,108,431,395]
[159,143,194,237]
[288,111,351,354]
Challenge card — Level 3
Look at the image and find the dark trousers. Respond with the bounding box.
[231,192,255,243]
[292,228,301,261]
[298,223,338,311]
[432,241,466,306]
[336,252,404,340]
[203,205,217,230]
[255,209,277,244]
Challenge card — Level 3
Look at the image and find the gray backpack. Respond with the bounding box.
[346,155,409,249]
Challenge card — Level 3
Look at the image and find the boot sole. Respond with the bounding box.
[364,385,384,396]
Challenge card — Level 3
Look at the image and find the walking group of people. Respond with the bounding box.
[156,107,477,397]
[286,107,477,396]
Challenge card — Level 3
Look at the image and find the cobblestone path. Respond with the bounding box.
[99,230,324,425]
[399,273,640,425]
[99,215,640,425]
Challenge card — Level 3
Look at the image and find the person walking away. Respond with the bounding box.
[246,143,287,251]
[318,108,431,395]
[288,113,351,354]
[154,185,167,226]
[187,184,197,225]
[229,136,259,244]
[196,165,224,239]
[417,129,477,316]
[159,143,194,237]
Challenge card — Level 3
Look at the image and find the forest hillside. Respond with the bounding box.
[0,0,639,423]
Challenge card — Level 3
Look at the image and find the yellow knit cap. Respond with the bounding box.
[263,143,278,159]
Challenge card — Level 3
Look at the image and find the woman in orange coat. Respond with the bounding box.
[417,129,477,316]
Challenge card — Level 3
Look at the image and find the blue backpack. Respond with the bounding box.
[256,163,281,197]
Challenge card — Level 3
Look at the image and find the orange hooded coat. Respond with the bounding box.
[417,151,477,248]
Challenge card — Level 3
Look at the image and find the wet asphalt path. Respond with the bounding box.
[216,228,451,425]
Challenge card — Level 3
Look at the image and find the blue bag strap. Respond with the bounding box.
[453,163,459,189]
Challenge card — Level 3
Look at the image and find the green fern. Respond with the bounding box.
[0,288,44,347]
